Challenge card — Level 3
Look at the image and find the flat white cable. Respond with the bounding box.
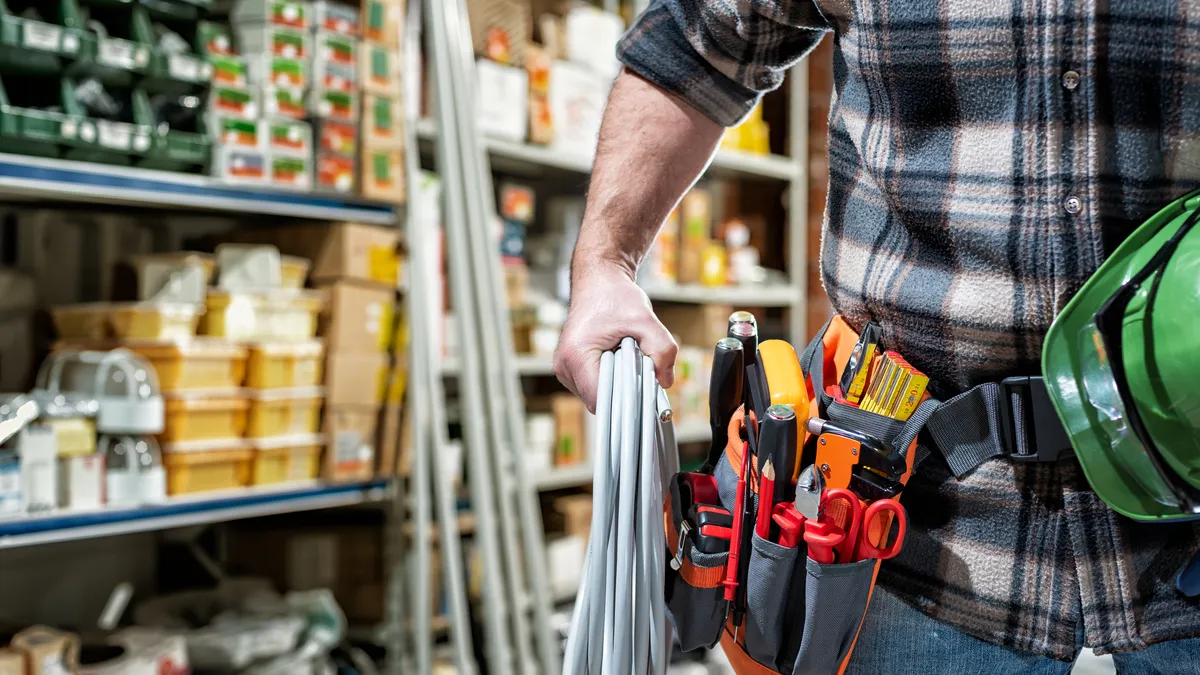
[565,338,672,675]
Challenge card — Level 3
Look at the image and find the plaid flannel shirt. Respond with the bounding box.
[618,0,1200,661]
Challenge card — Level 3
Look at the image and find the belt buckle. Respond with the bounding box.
[999,376,1074,463]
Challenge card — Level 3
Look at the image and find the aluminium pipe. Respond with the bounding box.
[564,338,672,675]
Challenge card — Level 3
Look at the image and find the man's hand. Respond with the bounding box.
[554,264,677,413]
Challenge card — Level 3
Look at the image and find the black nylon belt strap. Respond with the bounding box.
[925,376,1074,477]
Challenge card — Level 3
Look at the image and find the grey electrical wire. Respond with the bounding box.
[565,338,671,675]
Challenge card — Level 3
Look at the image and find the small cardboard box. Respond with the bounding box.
[477,59,528,143]
[361,94,404,148]
[238,222,399,287]
[324,405,379,481]
[325,351,389,407]
[362,0,403,46]
[360,41,402,97]
[316,152,357,193]
[360,148,406,203]
[551,393,586,467]
[317,280,395,353]
[553,494,592,538]
[11,626,79,675]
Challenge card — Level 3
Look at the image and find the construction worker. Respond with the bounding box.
[553,1,1200,672]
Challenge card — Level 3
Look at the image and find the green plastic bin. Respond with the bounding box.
[0,0,86,74]
[70,0,152,85]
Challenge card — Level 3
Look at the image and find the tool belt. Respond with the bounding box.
[801,316,1075,477]
[664,315,920,675]
[663,314,1079,675]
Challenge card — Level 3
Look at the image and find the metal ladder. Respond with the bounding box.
[393,0,562,673]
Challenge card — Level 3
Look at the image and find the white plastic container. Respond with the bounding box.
[100,434,167,507]
[34,350,166,435]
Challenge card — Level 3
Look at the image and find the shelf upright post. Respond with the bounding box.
[425,0,518,673]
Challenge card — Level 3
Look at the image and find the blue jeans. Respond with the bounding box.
[846,587,1200,675]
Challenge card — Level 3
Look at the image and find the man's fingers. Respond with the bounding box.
[554,346,601,414]
[634,321,679,390]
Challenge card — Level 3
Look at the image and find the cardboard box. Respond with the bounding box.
[656,303,734,349]
[362,0,403,46]
[324,405,379,481]
[11,626,79,675]
[362,94,404,148]
[325,351,389,407]
[360,41,402,97]
[504,261,529,308]
[564,6,623,78]
[553,494,592,538]
[551,393,586,467]
[360,148,406,203]
[677,189,712,284]
[477,59,528,143]
[318,280,395,352]
[0,648,22,675]
[548,60,608,159]
[241,222,399,287]
[466,0,530,66]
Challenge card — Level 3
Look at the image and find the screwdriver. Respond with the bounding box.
[759,404,799,503]
[729,314,769,419]
[702,337,744,473]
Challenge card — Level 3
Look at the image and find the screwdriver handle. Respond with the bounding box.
[758,404,798,501]
[703,338,744,472]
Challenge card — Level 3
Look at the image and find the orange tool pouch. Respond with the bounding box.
[664,315,941,675]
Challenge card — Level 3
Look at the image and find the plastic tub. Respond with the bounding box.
[161,390,249,442]
[54,303,204,340]
[203,291,323,340]
[129,252,217,286]
[249,433,323,485]
[246,387,323,438]
[122,339,248,391]
[246,341,324,388]
[161,438,253,495]
[280,255,311,288]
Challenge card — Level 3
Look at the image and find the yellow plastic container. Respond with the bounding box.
[110,304,203,339]
[203,291,324,340]
[161,391,250,442]
[280,255,312,289]
[122,340,249,391]
[161,438,253,495]
[249,433,323,485]
[246,387,324,438]
[246,341,325,388]
[52,303,203,340]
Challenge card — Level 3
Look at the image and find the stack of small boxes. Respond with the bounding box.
[311,0,362,194]
[358,0,406,203]
[231,0,317,191]
[203,18,271,185]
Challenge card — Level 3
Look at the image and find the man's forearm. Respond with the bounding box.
[572,71,724,285]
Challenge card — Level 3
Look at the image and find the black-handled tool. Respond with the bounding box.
[702,337,744,473]
[760,404,799,503]
[728,313,769,420]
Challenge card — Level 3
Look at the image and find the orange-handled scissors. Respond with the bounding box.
[854,499,907,561]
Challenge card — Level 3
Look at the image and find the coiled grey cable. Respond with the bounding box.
[564,338,673,675]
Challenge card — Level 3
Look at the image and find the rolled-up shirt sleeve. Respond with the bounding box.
[617,0,830,126]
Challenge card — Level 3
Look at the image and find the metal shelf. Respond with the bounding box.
[0,153,397,224]
[642,283,799,307]
[532,464,593,491]
[416,119,796,182]
[0,480,390,549]
[441,353,556,377]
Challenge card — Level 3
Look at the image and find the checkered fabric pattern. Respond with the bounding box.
[618,0,1200,660]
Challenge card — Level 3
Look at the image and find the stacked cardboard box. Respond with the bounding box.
[359,0,407,203]
[310,0,363,193]
[236,222,401,481]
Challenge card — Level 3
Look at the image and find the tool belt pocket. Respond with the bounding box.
[744,531,800,670]
[665,470,732,652]
[786,558,878,675]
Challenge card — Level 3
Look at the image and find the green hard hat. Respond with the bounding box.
[1043,188,1200,522]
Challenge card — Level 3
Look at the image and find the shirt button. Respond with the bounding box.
[1065,195,1083,215]
[1063,70,1081,91]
